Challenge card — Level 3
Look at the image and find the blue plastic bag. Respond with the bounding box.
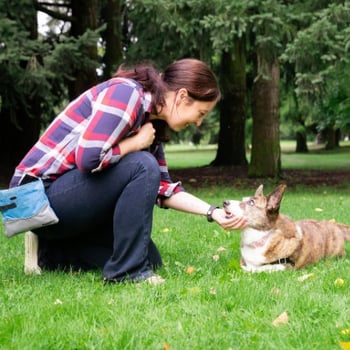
[0,179,59,237]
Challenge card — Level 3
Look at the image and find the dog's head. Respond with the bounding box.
[223,184,287,229]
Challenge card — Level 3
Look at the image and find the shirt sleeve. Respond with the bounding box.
[75,82,144,173]
[153,144,185,206]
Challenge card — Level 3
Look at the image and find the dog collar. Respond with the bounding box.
[271,257,295,266]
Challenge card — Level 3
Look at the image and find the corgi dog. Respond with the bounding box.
[223,184,350,272]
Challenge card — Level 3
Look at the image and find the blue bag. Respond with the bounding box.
[0,179,59,237]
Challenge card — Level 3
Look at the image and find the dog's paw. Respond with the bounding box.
[241,263,287,273]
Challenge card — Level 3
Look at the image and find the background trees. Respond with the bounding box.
[0,0,349,184]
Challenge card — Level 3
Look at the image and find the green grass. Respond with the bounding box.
[1,186,350,349]
[164,141,350,170]
[1,143,350,349]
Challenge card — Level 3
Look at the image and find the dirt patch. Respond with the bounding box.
[170,166,350,189]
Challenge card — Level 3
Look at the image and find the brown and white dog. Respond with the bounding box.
[223,184,350,272]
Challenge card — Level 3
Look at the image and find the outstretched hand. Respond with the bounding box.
[212,208,247,230]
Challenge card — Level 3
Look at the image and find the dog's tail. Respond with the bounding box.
[338,223,350,242]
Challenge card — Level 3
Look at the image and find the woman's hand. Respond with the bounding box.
[134,122,156,150]
[211,208,247,230]
[119,123,155,156]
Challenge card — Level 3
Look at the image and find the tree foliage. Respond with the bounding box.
[1,0,350,184]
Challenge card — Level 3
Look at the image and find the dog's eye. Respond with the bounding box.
[248,199,255,206]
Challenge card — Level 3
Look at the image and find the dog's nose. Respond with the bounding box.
[223,200,230,208]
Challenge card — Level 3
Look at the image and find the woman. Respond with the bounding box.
[10,58,246,284]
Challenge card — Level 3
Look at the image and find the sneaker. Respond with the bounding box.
[144,274,165,285]
[103,272,165,285]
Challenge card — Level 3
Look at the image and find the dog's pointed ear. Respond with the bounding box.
[254,184,264,197]
[266,184,286,213]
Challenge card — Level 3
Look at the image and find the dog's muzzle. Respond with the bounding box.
[223,200,244,218]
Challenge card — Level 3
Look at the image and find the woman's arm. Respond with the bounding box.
[162,191,246,230]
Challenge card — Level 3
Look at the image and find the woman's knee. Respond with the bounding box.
[127,151,160,183]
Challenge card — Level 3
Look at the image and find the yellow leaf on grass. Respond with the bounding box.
[339,341,350,350]
[163,343,171,350]
[334,278,345,287]
[272,311,289,327]
[186,266,195,274]
[315,208,323,212]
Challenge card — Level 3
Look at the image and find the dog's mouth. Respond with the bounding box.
[223,200,234,218]
[223,200,244,218]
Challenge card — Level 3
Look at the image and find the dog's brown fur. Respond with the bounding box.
[223,184,350,272]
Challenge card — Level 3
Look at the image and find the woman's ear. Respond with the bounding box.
[176,88,188,105]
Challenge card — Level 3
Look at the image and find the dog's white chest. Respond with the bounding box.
[240,228,270,266]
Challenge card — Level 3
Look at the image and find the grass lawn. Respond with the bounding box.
[0,142,350,349]
[164,140,350,170]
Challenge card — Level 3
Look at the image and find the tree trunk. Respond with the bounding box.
[248,50,281,178]
[295,131,308,153]
[211,39,248,166]
[69,0,98,99]
[325,126,337,150]
[100,0,123,79]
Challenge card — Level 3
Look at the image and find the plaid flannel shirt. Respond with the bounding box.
[10,78,183,200]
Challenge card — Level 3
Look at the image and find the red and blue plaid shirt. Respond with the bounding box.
[10,78,183,199]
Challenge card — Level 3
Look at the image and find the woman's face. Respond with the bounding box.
[161,89,217,132]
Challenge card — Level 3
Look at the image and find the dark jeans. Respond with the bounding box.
[34,151,162,281]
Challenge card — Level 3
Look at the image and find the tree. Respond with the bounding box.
[0,0,122,184]
[0,0,44,182]
[248,2,287,177]
[282,2,350,149]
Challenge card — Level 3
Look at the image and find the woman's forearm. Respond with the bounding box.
[162,191,213,216]
[162,191,247,231]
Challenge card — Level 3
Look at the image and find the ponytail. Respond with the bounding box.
[114,63,166,111]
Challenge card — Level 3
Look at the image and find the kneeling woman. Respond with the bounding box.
[10,58,246,284]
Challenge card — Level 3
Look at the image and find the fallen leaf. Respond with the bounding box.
[297,273,315,282]
[339,341,350,350]
[272,311,289,327]
[334,278,345,287]
[217,247,226,252]
[186,266,195,274]
[315,208,323,212]
[341,328,350,335]
[54,299,63,305]
[162,228,169,233]
[212,255,220,261]
[163,343,171,350]
[329,218,336,223]
[209,288,216,295]
[271,287,282,295]
[188,287,201,294]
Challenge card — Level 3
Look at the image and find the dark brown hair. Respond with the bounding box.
[162,58,221,102]
[114,58,221,109]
